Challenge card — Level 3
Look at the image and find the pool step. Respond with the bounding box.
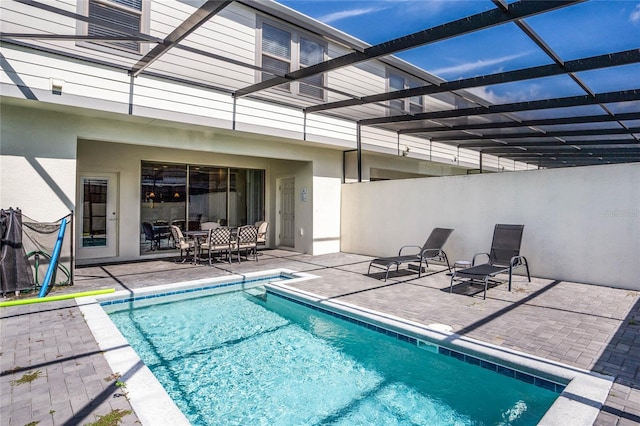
[244,286,267,302]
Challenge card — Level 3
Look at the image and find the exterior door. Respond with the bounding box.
[279,177,295,247]
[77,173,118,259]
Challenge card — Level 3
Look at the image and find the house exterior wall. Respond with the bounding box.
[0,101,344,262]
[341,163,640,290]
[0,0,527,172]
[0,102,78,221]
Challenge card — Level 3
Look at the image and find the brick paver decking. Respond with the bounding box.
[2,250,639,425]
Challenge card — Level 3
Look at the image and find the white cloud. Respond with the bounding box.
[466,83,544,105]
[430,52,530,78]
[318,7,385,24]
[630,3,640,23]
[466,87,511,105]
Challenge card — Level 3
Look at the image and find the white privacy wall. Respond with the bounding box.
[341,163,640,290]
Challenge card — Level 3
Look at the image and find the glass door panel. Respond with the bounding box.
[140,162,186,253]
[140,161,264,255]
[77,173,118,259]
[229,169,265,226]
[188,166,227,229]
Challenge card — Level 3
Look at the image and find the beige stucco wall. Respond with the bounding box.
[0,103,78,221]
[341,164,640,290]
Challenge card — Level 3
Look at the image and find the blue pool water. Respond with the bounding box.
[105,287,560,425]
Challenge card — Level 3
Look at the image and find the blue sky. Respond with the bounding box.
[278,0,640,106]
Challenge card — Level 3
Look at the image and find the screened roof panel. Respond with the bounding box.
[576,64,640,93]
[2,0,638,168]
[471,74,589,104]
[522,1,640,60]
[536,122,626,132]
[508,105,610,121]
[404,23,554,81]
[562,134,637,142]
[287,0,493,45]
[605,101,640,114]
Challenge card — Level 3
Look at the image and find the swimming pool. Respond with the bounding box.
[78,269,613,426]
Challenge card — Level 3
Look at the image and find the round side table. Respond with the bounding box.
[453,260,472,271]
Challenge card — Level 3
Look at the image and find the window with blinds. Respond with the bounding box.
[86,0,143,53]
[261,23,292,91]
[408,81,424,114]
[260,21,326,100]
[388,72,425,115]
[299,38,324,99]
[389,73,405,115]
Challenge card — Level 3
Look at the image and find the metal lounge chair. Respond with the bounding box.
[368,228,453,281]
[449,224,531,300]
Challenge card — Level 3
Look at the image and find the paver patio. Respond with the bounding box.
[2,250,639,425]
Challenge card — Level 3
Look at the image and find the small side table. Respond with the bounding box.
[453,260,472,271]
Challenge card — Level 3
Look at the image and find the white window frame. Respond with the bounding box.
[387,71,426,115]
[257,18,327,101]
[76,0,150,57]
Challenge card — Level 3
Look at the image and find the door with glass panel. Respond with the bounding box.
[279,177,295,247]
[77,173,118,259]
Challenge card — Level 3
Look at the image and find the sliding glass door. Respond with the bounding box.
[140,162,186,252]
[188,166,227,228]
[140,161,265,255]
[229,168,265,227]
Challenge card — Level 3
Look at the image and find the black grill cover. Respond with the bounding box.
[1,208,35,295]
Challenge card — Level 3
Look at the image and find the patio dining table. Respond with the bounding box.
[184,230,209,264]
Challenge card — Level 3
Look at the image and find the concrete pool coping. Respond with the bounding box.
[77,268,614,426]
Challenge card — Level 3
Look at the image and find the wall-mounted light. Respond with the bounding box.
[173,192,180,198]
[50,78,64,95]
[149,192,155,198]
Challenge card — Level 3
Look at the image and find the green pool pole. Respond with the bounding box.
[0,288,115,307]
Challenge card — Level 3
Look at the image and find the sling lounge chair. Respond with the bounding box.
[449,224,530,300]
[368,228,453,281]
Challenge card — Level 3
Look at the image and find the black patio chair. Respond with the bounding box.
[368,228,453,281]
[142,221,172,250]
[142,222,159,250]
[449,224,531,300]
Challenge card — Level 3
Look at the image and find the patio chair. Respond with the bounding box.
[367,228,454,281]
[201,226,233,264]
[201,221,220,231]
[449,224,531,300]
[142,222,158,250]
[255,221,269,248]
[235,225,258,262]
[170,225,195,263]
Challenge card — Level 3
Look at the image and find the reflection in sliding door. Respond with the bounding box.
[229,169,265,226]
[189,166,227,228]
[140,161,265,255]
[140,162,186,253]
